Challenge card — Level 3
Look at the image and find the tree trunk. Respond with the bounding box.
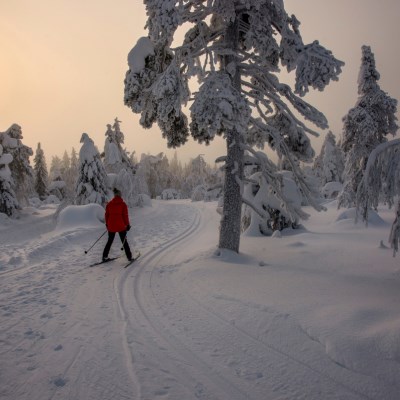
[218,19,244,253]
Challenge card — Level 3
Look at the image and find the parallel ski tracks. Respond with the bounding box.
[115,206,256,400]
[114,202,385,400]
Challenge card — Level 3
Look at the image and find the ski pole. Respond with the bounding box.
[84,231,107,254]
[120,234,127,251]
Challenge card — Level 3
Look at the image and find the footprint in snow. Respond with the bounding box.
[287,241,306,247]
[52,377,67,387]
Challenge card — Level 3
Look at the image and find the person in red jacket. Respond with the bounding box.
[102,188,132,261]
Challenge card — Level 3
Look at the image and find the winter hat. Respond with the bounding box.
[113,188,122,196]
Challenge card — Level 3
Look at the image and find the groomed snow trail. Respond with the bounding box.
[1,200,398,399]
[116,202,392,400]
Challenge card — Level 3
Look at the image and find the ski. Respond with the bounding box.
[124,251,141,268]
[89,256,119,267]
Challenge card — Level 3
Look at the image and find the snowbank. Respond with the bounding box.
[335,207,387,227]
[56,204,105,231]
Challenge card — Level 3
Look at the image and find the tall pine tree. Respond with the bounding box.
[339,45,398,208]
[124,1,343,252]
[2,124,34,207]
[33,143,49,200]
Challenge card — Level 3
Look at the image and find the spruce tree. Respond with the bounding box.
[33,143,49,200]
[75,133,109,206]
[0,143,19,216]
[124,1,343,252]
[103,118,137,205]
[339,45,398,208]
[2,124,34,207]
[313,131,344,186]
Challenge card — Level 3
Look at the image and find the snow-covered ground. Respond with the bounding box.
[1,199,399,400]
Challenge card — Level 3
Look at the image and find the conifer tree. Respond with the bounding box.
[2,124,34,207]
[50,155,62,181]
[69,147,79,184]
[33,143,48,200]
[313,131,344,186]
[124,1,343,252]
[0,143,19,216]
[103,118,138,205]
[75,133,108,206]
[339,45,398,208]
[61,151,70,178]
[60,148,79,202]
[104,118,135,174]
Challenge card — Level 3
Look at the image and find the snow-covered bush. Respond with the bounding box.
[43,195,60,205]
[242,171,302,236]
[161,188,180,200]
[135,193,152,207]
[322,182,343,199]
[28,197,42,208]
[49,179,66,200]
[56,203,105,231]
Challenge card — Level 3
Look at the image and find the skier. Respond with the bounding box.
[102,188,132,261]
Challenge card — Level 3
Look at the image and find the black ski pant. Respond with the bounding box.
[103,230,132,260]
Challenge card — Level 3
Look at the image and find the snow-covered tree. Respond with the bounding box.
[1,124,34,207]
[60,151,70,178]
[33,143,48,200]
[168,151,184,192]
[104,124,122,174]
[103,118,139,206]
[139,153,171,198]
[339,45,398,208]
[356,138,400,255]
[0,143,19,216]
[181,155,221,200]
[241,150,304,235]
[133,162,150,197]
[50,155,62,181]
[75,133,108,206]
[57,147,79,203]
[104,118,135,174]
[47,154,67,200]
[356,138,400,215]
[124,1,343,252]
[389,206,400,257]
[68,148,79,189]
[314,131,344,187]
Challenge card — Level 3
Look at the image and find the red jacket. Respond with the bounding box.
[105,196,130,233]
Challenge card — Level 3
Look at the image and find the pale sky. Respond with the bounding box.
[1,0,399,165]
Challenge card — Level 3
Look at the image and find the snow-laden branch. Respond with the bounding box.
[242,196,270,221]
[241,78,321,138]
[356,138,400,224]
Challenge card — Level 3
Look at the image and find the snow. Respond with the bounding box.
[1,199,400,399]
[127,37,154,74]
[56,204,105,231]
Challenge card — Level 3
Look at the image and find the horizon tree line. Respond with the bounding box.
[1,38,398,253]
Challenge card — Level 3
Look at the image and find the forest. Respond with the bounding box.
[1,6,399,255]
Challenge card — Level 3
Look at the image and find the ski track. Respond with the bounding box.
[1,201,399,399]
